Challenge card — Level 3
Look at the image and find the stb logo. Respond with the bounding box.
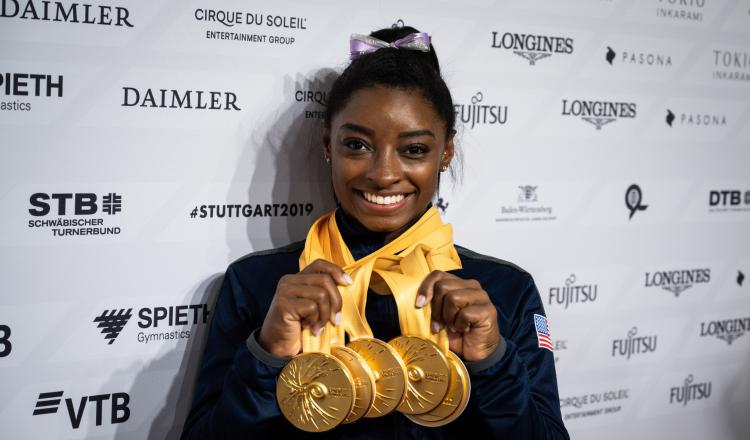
[93,309,133,344]
[518,185,538,202]
[625,184,648,220]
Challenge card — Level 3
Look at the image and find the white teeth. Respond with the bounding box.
[363,192,405,205]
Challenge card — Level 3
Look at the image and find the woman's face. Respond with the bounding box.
[325,85,454,238]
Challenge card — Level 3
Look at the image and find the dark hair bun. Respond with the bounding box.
[325,25,455,137]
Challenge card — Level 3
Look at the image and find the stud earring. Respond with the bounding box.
[324,156,331,165]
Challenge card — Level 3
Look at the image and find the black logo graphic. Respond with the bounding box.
[436,197,449,214]
[32,390,130,429]
[611,326,657,359]
[739,270,745,287]
[0,324,10,357]
[33,391,63,415]
[453,91,508,129]
[0,1,134,27]
[93,309,133,345]
[606,46,615,65]
[669,375,712,407]
[490,31,573,65]
[102,193,122,215]
[709,190,750,212]
[518,185,538,202]
[644,268,710,297]
[625,184,648,220]
[548,274,598,310]
[700,316,749,345]
[561,99,636,130]
[121,87,241,111]
[666,109,675,126]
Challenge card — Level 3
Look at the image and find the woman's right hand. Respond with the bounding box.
[258,259,351,358]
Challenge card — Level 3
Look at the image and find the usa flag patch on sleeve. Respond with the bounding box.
[534,314,554,352]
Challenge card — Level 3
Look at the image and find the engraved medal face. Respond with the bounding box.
[389,336,451,415]
[330,345,376,424]
[347,338,407,418]
[407,351,471,427]
[276,352,355,432]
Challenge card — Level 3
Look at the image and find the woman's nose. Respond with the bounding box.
[366,148,401,187]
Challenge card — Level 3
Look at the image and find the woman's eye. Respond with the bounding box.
[344,140,368,151]
[404,144,429,155]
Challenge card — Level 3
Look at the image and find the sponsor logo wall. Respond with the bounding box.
[1,1,749,439]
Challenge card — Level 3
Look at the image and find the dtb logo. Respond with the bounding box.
[32,391,130,429]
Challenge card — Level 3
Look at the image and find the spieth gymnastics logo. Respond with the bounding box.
[92,304,210,345]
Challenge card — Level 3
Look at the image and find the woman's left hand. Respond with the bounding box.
[416,271,500,362]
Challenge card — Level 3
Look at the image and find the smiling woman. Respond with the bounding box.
[181,25,569,440]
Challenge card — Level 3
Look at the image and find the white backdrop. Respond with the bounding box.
[2,0,750,438]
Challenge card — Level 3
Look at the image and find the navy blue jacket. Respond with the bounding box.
[182,212,569,439]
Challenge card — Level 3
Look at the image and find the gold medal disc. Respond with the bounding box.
[276,352,355,432]
[407,351,471,427]
[330,345,376,424]
[389,336,451,415]
[347,338,408,418]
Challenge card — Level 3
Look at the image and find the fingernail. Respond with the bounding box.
[331,337,339,345]
[343,274,353,285]
[448,326,457,333]
[314,326,324,337]
[416,295,426,308]
[431,321,441,333]
[334,312,342,325]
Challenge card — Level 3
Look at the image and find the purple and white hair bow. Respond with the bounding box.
[349,32,431,60]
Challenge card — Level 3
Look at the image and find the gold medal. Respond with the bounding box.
[407,351,471,426]
[347,338,408,418]
[276,352,355,433]
[389,335,450,415]
[330,345,376,423]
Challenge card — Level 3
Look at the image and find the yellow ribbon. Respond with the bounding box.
[299,206,462,354]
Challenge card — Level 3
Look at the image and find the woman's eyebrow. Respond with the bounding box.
[398,129,434,138]
[340,123,374,136]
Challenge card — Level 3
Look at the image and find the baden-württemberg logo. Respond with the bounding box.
[699,316,750,345]
[496,185,556,223]
[644,268,711,297]
[655,0,705,23]
[669,374,712,407]
[490,31,573,65]
[547,274,599,310]
[1,72,63,111]
[453,91,508,129]
[27,192,122,237]
[0,1,134,27]
[561,99,637,130]
[611,326,658,360]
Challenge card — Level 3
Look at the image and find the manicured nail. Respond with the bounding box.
[314,326,324,337]
[431,321,441,333]
[331,337,339,345]
[343,274,353,285]
[416,295,427,308]
[334,312,342,325]
[448,326,456,333]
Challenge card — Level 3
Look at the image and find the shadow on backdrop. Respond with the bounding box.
[108,68,339,439]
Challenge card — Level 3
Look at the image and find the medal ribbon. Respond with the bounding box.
[299,207,461,354]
